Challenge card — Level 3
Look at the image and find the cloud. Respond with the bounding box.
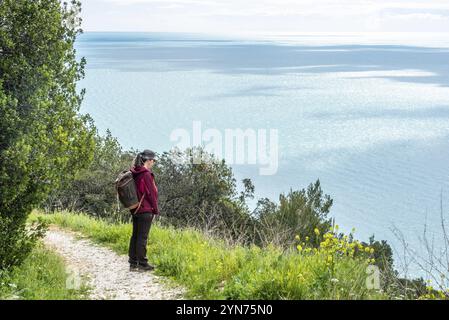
[389,13,448,21]
[82,0,449,33]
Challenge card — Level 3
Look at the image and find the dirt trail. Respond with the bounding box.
[43,227,185,300]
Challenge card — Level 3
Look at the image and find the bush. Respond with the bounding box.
[45,130,134,222]
[48,145,258,242]
[155,147,256,243]
[254,180,333,248]
[0,0,95,270]
[0,216,47,271]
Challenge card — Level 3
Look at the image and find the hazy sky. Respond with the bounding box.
[81,0,449,34]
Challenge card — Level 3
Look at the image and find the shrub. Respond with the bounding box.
[0,0,95,269]
[45,130,134,222]
[0,216,47,271]
[254,180,333,248]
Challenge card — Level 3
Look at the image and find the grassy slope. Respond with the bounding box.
[0,243,89,300]
[29,211,386,300]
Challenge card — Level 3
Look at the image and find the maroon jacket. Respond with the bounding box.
[131,166,159,215]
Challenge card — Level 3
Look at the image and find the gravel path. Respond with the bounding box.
[43,227,185,300]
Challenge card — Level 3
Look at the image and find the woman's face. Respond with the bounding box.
[146,159,156,169]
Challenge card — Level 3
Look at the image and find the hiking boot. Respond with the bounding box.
[129,263,139,271]
[137,263,155,272]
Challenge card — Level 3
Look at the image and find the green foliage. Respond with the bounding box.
[364,235,394,273]
[45,129,134,221]
[31,211,386,300]
[0,0,95,269]
[50,145,257,240]
[255,180,333,247]
[0,217,47,270]
[155,148,256,243]
[156,147,240,221]
[0,243,89,300]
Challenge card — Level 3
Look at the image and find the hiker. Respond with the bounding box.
[128,149,159,271]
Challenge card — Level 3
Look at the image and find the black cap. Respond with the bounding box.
[141,149,156,161]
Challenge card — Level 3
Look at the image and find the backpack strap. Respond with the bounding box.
[133,195,145,215]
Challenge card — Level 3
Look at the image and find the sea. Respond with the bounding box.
[76,32,449,279]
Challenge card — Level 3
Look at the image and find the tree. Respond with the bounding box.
[364,235,394,274]
[0,0,95,270]
[45,129,134,221]
[256,180,333,247]
[154,147,256,242]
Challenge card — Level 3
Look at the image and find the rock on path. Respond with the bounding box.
[43,227,185,300]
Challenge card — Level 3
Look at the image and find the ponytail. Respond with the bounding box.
[132,153,145,168]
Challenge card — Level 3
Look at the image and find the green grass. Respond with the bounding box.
[29,211,387,300]
[0,243,89,300]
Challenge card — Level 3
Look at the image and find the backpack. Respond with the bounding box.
[115,170,144,211]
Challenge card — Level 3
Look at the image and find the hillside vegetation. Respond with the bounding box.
[31,211,387,300]
[0,243,89,300]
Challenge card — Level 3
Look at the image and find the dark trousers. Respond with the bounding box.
[128,212,154,265]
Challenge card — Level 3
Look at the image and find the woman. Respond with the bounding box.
[128,149,159,271]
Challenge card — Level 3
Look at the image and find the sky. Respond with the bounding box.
[80,0,449,35]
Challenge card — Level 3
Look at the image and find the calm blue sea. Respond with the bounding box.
[76,32,449,278]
